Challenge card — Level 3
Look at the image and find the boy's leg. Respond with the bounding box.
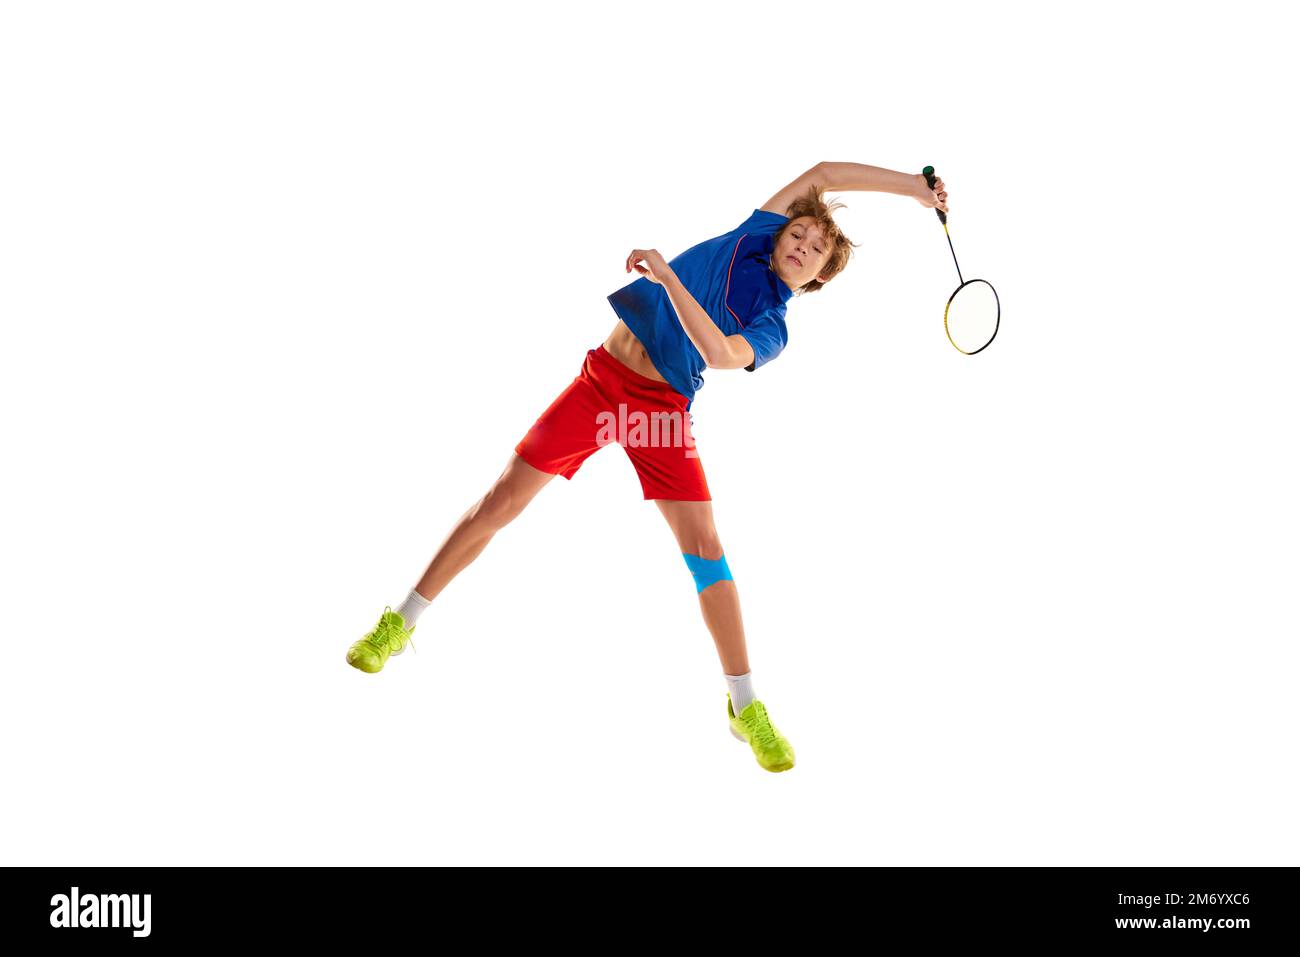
[410,347,611,604]
[654,499,749,676]
[412,452,556,602]
[655,498,794,772]
[349,350,607,673]
[348,453,555,672]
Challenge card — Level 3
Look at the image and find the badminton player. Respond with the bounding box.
[345,161,948,772]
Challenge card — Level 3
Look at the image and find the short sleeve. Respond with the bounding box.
[736,208,790,233]
[739,308,789,372]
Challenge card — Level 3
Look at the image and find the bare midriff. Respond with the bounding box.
[601,320,670,384]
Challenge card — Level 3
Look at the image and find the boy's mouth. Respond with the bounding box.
[786,255,802,267]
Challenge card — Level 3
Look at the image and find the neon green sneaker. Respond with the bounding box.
[345,606,417,674]
[728,695,795,772]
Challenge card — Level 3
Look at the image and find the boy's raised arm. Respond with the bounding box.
[762,161,946,214]
[819,161,947,212]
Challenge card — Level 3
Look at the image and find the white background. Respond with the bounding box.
[2,1,1295,866]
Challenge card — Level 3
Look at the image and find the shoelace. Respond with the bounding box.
[368,605,417,655]
[746,703,778,747]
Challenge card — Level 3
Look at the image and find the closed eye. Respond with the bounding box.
[793,231,824,254]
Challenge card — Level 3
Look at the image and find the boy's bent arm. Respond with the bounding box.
[661,269,755,369]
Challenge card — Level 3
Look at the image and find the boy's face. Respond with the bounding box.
[771,216,834,290]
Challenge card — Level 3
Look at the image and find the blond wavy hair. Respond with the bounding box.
[774,183,859,295]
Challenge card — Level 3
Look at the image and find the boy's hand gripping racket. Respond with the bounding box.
[923,165,1000,355]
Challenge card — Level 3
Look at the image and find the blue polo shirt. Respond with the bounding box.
[606,208,795,406]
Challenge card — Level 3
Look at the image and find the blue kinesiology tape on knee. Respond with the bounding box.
[682,552,733,593]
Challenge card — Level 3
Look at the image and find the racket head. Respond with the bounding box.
[943,278,1000,355]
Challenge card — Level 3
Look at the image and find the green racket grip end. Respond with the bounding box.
[922,165,947,225]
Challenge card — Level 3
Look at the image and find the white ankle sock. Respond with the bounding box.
[725,671,755,716]
[394,588,431,631]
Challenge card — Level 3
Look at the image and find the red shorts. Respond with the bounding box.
[514,345,711,501]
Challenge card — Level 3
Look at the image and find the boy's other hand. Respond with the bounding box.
[627,248,670,285]
[913,173,948,214]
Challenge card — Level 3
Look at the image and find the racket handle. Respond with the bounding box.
[922,165,947,225]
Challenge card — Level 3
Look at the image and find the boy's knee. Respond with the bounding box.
[475,483,518,528]
[687,533,724,561]
[682,551,733,593]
